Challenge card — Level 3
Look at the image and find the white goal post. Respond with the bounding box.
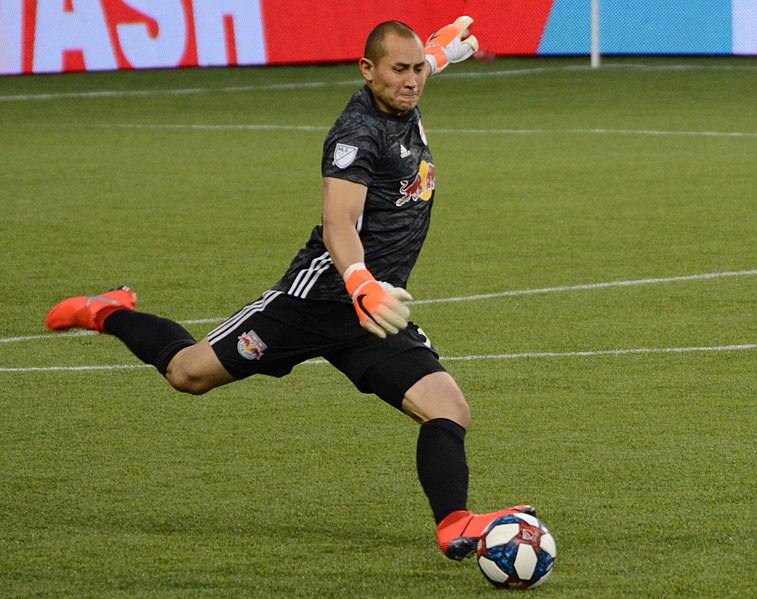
[591,0,601,67]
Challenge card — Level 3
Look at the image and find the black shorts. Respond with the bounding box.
[206,290,446,409]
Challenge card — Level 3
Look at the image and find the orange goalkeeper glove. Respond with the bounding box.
[344,263,413,339]
[425,16,479,75]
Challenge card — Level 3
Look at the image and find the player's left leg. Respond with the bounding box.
[331,330,535,561]
[403,371,535,561]
[402,371,472,549]
[401,370,470,428]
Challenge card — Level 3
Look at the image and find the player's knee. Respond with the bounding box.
[165,364,212,395]
[167,373,211,395]
[163,341,233,395]
[431,377,470,429]
[447,391,472,430]
[428,392,471,430]
[404,373,472,430]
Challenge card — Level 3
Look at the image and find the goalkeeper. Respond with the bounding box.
[45,18,533,561]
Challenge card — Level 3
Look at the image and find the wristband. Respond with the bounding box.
[343,261,367,283]
[344,265,376,300]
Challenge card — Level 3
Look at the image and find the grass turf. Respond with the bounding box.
[1,57,755,597]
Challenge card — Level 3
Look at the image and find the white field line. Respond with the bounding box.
[0,79,363,102]
[445,64,757,78]
[73,122,757,138]
[432,127,757,138]
[1,344,755,373]
[2,269,756,372]
[0,364,150,372]
[410,269,757,305]
[440,344,757,362]
[2,62,756,103]
[92,123,330,133]
[4,269,755,346]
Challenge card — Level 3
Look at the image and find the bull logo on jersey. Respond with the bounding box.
[396,160,435,207]
[237,330,267,361]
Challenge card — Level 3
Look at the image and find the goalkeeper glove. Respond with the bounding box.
[425,15,479,75]
[344,263,413,339]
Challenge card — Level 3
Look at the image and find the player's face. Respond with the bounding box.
[360,33,428,116]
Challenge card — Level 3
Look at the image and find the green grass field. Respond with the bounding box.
[1,57,756,597]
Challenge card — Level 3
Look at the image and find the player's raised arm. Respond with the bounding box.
[424,16,479,75]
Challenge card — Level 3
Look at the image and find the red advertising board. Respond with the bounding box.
[262,0,555,63]
[0,0,557,75]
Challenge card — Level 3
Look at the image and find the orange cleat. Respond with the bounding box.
[437,505,536,561]
[45,286,138,333]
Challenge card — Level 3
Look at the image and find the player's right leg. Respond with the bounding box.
[45,287,234,394]
[163,338,235,394]
[45,286,138,333]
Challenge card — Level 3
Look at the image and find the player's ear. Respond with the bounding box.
[359,57,375,82]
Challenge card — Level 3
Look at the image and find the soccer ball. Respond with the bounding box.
[476,513,556,589]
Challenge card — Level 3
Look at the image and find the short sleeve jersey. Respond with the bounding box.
[273,86,435,303]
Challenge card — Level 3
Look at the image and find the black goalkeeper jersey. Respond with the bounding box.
[273,86,436,303]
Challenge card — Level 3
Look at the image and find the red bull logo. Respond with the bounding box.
[237,330,267,361]
[396,160,435,207]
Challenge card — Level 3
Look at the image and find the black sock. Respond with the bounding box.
[104,310,196,375]
[417,418,469,524]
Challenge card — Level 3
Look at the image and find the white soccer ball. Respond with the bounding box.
[476,513,557,589]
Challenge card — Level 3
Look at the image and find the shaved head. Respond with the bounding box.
[364,21,421,64]
[359,20,428,115]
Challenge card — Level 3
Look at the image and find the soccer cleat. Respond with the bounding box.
[437,505,537,561]
[45,286,138,333]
